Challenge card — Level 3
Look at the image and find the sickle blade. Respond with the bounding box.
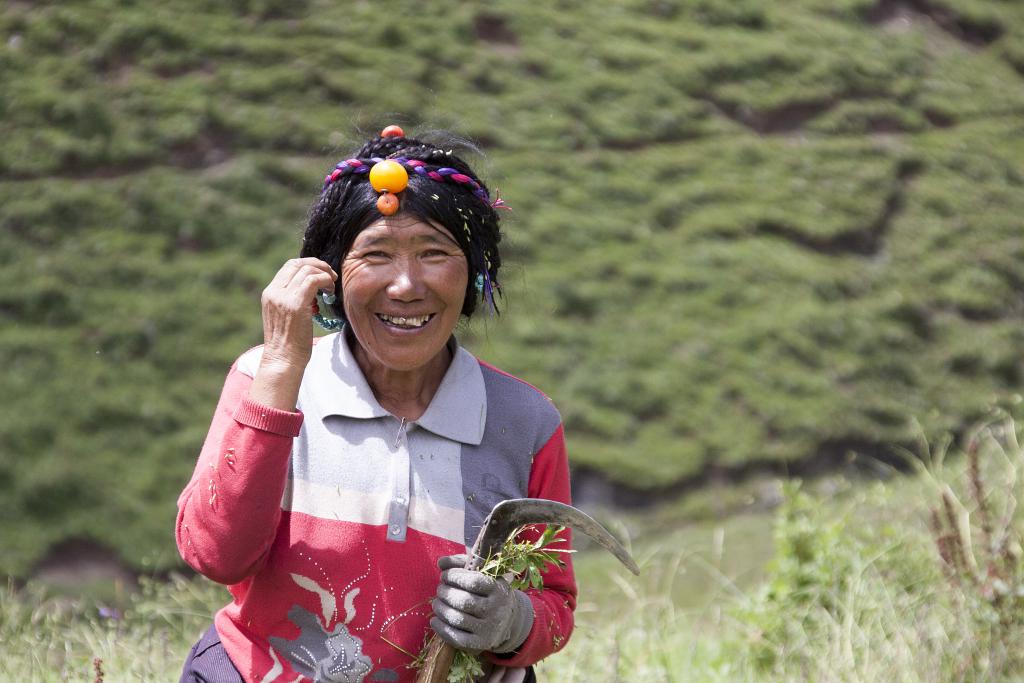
[470,498,640,576]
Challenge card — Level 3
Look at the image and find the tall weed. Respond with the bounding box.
[922,416,1024,677]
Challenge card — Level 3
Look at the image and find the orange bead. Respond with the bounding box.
[377,192,400,216]
[381,125,405,138]
[369,159,409,193]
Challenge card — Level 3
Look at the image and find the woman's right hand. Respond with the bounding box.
[249,258,338,411]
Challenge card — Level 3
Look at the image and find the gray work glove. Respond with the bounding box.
[430,554,535,655]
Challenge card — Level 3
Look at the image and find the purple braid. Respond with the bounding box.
[323,156,491,203]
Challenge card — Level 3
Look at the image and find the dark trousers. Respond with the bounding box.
[180,625,243,683]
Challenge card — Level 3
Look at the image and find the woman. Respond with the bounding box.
[176,127,576,683]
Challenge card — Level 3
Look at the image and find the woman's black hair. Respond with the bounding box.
[300,132,503,322]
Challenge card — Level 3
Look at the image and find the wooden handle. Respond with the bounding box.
[416,633,457,683]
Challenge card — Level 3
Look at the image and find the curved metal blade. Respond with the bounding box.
[468,498,640,575]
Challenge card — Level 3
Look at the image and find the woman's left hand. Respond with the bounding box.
[430,554,535,654]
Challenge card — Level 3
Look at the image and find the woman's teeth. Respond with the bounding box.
[377,313,433,328]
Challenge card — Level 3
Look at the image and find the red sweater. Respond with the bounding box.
[177,333,576,682]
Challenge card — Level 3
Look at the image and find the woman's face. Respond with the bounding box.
[341,214,468,373]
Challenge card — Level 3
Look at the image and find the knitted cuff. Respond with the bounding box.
[232,397,303,437]
[492,590,535,654]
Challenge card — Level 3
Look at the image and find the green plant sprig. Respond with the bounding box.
[479,523,573,590]
[412,524,573,683]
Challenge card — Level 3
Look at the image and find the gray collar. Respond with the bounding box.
[301,329,487,445]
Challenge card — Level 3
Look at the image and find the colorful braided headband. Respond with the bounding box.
[322,125,506,215]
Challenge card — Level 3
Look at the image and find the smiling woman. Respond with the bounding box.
[175,128,576,683]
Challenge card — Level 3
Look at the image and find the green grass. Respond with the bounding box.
[8,419,1024,681]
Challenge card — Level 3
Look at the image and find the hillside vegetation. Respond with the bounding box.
[2,0,1024,575]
